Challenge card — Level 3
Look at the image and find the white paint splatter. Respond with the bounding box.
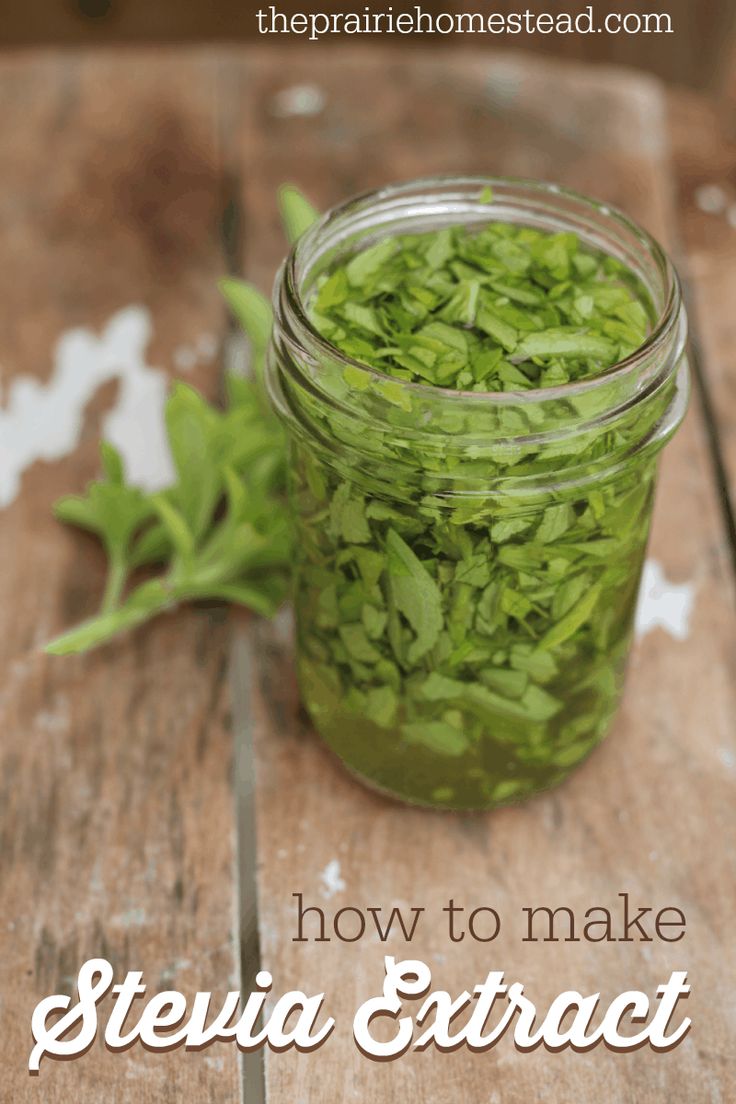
[124,1062,152,1081]
[717,747,736,773]
[695,183,727,215]
[319,859,345,899]
[486,60,523,108]
[160,958,192,984]
[0,305,174,507]
[34,697,70,735]
[112,906,147,928]
[173,344,197,372]
[636,559,695,641]
[174,332,217,373]
[103,345,173,492]
[271,83,326,118]
[197,333,217,360]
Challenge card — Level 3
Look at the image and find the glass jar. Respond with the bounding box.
[266,177,689,810]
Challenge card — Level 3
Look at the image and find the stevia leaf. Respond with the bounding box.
[329,484,372,544]
[164,383,222,540]
[342,301,385,337]
[219,278,273,357]
[365,685,398,727]
[362,604,387,639]
[569,539,621,558]
[481,667,528,698]
[536,503,575,543]
[346,238,397,286]
[353,547,386,587]
[419,671,466,701]
[454,553,492,588]
[100,441,125,483]
[385,528,443,663]
[509,644,558,683]
[500,587,534,620]
[549,742,593,768]
[514,331,615,361]
[490,237,531,275]
[476,305,518,352]
[489,280,543,306]
[343,363,371,390]
[375,378,412,410]
[341,499,372,544]
[54,443,155,550]
[520,683,564,721]
[339,623,383,663]
[539,584,602,650]
[491,779,525,802]
[464,682,547,723]
[403,721,470,757]
[492,516,534,543]
[151,495,196,563]
[425,228,454,268]
[278,184,320,244]
[551,573,590,620]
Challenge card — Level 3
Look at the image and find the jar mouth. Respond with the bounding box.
[281,174,683,405]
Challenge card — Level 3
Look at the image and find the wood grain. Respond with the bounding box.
[234,49,736,1102]
[3,2,735,90]
[668,83,736,526]
[2,45,735,1104]
[0,51,241,1100]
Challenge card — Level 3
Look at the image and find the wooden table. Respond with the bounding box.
[1,46,734,1102]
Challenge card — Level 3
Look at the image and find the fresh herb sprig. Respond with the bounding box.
[46,185,318,656]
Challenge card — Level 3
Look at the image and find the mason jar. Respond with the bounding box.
[266,177,689,810]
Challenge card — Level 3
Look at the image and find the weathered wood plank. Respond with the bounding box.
[0,51,240,1100]
[235,50,736,1102]
[667,84,736,529]
[2,3,734,90]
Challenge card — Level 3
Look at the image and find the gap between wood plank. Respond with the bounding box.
[661,87,736,582]
[681,301,736,580]
[231,624,267,1104]
[218,137,268,1102]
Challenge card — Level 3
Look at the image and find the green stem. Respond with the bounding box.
[46,580,174,656]
[101,553,128,614]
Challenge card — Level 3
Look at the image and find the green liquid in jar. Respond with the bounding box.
[284,218,668,808]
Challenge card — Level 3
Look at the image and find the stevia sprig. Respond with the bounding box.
[46,185,319,656]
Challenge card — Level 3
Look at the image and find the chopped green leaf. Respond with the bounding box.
[385,528,444,663]
[291,212,658,807]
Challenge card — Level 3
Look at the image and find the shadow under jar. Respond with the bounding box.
[266,177,689,811]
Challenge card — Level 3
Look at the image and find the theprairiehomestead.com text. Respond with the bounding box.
[255,5,674,41]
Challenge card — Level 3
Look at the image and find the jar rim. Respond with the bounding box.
[280,174,683,406]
